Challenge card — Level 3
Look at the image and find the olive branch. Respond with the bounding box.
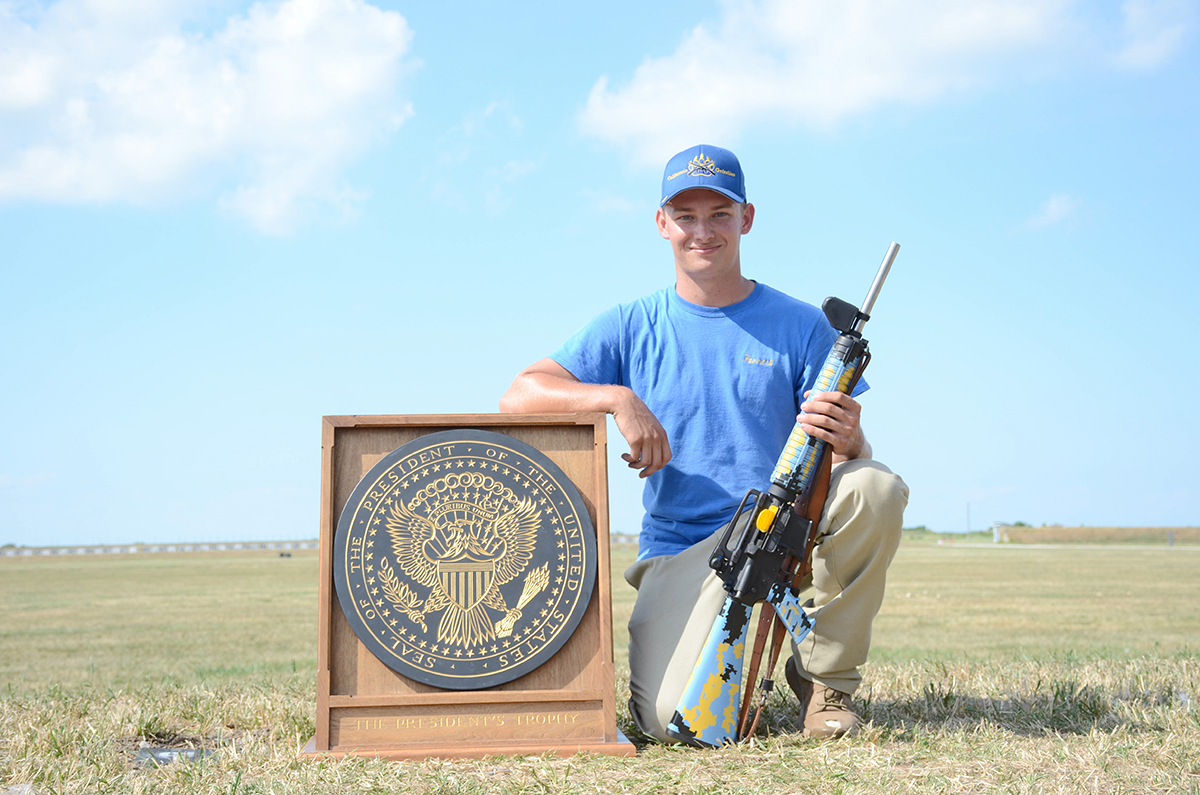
[378,558,427,632]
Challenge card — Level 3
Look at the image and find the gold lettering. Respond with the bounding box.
[361,712,592,733]
[523,467,559,494]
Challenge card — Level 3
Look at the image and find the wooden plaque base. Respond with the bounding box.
[305,413,635,760]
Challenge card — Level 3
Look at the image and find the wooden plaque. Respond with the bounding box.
[304,414,635,759]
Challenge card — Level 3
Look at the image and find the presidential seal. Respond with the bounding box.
[333,429,597,690]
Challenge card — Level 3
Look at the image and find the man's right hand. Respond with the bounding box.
[500,358,672,478]
[613,390,671,478]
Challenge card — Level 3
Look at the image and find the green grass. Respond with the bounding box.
[613,540,1200,667]
[0,551,317,687]
[3,543,1199,793]
[874,544,1200,660]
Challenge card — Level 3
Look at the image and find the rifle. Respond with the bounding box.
[665,242,900,747]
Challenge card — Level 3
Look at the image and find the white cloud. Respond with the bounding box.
[579,0,1071,162]
[1027,193,1080,228]
[578,0,1193,163]
[427,102,539,215]
[0,0,416,233]
[483,158,540,215]
[1115,0,1194,70]
[458,101,524,138]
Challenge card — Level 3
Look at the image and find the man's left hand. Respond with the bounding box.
[798,390,871,463]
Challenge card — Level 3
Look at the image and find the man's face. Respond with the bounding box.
[656,188,755,284]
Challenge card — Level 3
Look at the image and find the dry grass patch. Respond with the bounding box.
[2,655,1198,794]
[4,544,1200,793]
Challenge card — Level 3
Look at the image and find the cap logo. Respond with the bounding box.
[688,154,736,179]
[664,154,739,183]
[688,154,717,177]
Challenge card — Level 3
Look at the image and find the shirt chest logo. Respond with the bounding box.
[743,354,774,367]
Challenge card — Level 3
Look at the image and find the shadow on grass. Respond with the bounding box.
[747,665,1195,742]
[750,651,1199,742]
[617,668,1145,750]
[853,679,1125,737]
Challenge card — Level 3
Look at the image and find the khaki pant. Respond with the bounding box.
[624,459,908,742]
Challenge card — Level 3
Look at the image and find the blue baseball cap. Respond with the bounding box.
[660,144,746,206]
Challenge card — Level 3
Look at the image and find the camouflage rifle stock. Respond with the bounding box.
[665,242,900,747]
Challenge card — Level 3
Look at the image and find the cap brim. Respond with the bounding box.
[660,185,746,206]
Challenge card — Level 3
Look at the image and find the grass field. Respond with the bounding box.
[2,542,1199,793]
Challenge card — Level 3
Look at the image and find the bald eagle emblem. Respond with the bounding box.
[377,472,550,649]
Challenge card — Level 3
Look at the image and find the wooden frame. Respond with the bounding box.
[303,413,635,759]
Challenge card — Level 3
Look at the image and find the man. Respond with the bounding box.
[500,144,908,741]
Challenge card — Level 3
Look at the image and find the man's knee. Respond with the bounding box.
[825,459,909,541]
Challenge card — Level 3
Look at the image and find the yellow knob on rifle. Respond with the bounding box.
[756,505,779,531]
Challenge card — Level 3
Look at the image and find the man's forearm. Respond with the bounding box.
[831,433,872,465]
[499,372,629,415]
[501,358,671,476]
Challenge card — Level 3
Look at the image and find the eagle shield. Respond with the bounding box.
[438,556,495,613]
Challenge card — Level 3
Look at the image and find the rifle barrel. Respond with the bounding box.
[853,242,900,333]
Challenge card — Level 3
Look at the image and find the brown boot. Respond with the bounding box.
[784,657,859,738]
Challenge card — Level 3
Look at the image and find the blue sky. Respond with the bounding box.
[2,0,1197,546]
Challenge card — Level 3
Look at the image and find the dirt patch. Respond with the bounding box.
[999,525,1200,545]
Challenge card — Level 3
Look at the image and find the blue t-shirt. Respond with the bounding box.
[551,282,867,560]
